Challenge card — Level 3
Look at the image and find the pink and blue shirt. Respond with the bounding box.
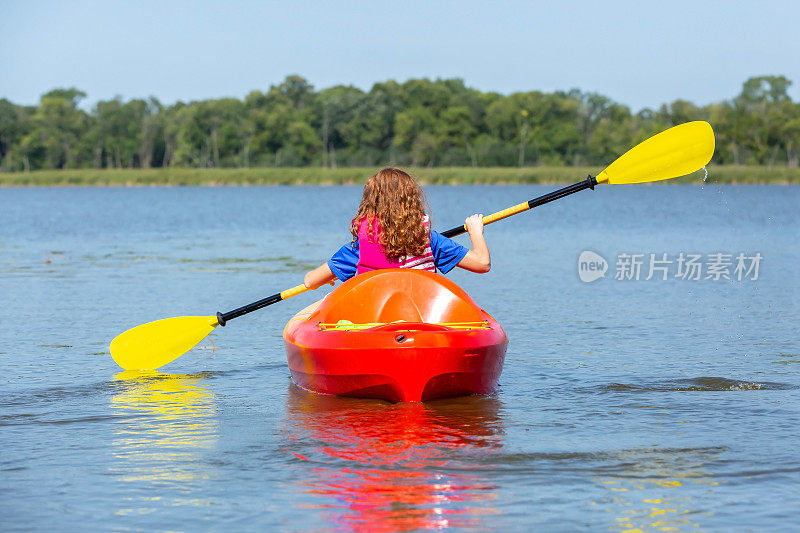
[327,215,467,282]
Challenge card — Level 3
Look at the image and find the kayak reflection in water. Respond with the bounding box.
[283,384,505,531]
[303,167,492,290]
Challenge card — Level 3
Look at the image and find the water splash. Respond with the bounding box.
[700,165,709,190]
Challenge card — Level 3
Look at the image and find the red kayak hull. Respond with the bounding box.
[283,269,507,402]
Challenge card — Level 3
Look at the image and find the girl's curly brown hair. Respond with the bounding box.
[350,168,429,259]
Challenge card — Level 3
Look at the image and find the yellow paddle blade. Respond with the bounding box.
[109,316,219,371]
[596,121,715,184]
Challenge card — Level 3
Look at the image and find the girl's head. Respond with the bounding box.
[351,168,429,259]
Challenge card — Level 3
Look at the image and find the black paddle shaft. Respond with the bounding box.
[439,175,598,238]
[216,292,282,326]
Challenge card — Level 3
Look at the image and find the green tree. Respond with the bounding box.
[92,97,149,168]
[314,85,365,167]
[394,106,437,166]
[25,88,88,169]
[733,76,793,165]
[436,106,477,166]
[0,100,34,171]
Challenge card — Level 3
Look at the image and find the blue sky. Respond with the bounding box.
[3,0,799,111]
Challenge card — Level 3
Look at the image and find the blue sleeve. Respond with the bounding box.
[327,242,359,281]
[430,230,468,274]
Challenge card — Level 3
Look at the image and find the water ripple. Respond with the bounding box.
[600,376,795,393]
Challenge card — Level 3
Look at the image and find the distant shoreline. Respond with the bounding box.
[1,166,798,186]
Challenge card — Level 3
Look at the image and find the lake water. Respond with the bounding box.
[1,184,798,531]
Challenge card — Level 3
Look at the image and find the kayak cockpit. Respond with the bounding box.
[308,268,485,325]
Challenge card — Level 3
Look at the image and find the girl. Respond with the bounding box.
[304,168,490,290]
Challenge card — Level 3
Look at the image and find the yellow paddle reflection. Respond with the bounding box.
[592,445,722,531]
[283,385,504,531]
[110,371,218,500]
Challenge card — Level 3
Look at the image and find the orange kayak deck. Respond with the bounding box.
[283,269,507,402]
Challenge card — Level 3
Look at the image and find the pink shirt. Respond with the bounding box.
[355,215,435,275]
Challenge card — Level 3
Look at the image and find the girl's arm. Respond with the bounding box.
[304,263,337,289]
[456,214,491,273]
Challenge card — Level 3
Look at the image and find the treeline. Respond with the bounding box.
[1,75,798,172]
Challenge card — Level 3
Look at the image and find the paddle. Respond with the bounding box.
[441,120,715,237]
[109,120,715,371]
[109,284,309,371]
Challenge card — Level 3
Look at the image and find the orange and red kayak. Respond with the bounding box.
[283,269,507,402]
